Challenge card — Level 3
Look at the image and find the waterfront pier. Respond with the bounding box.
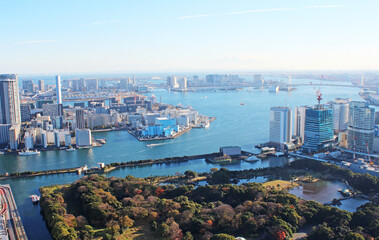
[0,185,28,240]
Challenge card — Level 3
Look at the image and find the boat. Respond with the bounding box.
[66,146,75,152]
[77,146,92,150]
[245,155,259,162]
[31,195,40,204]
[96,139,107,144]
[18,149,40,156]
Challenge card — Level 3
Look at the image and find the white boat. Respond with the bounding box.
[31,195,40,204]
[245,155,259,162]
[18,149,40,156]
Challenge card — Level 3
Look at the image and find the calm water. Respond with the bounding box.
[289,180,370,212]
[0,81,368,239]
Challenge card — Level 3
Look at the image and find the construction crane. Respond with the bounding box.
[309,81,323,106]
[366,143,374,165]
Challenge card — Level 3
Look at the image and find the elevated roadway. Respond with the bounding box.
[0,185,28,240]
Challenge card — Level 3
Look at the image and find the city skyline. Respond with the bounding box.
[1,0,379,74]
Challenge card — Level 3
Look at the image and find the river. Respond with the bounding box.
[0,77,370,239]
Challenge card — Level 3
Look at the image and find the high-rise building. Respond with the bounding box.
[75,128,91,146]
[0,124,11,146]
[167,76,179,88]
[269,107,292,146]
[38,79,45,91]
[75,109,85,129]
[294,106,307,143]
[65,133,72,147]
[20,104,32,122]
[301,106,334,153]
[178,77,187,90]
[56,75,62,104]
[71,79,84,92]
[22,80,34,92]
[42,103,63,118]
[85,78,98,90]
[9,124,20,150]
[347,101,375,153]
[254,74,263,85]
[0,74,21,124]
[331,98,351,132]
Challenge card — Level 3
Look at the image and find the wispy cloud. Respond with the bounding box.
[179,14,217,20]
[304,5,341,9]
[16,40,56,45]
[180,5,341,20]
[90,19,119,25]
[227,7,296,15]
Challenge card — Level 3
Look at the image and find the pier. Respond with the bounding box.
[0,185,28,240]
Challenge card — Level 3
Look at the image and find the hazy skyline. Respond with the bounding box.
[1,0,379,74]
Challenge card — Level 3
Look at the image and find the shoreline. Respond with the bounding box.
[128,117,216,142]
[0,152,220,180]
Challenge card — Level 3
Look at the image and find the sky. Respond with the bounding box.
[1,0,379,74]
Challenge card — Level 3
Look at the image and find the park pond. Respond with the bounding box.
[289,180,369,212]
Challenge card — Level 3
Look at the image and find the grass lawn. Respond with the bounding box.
[263,180,298,189]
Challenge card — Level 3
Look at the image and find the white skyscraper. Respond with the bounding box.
[294,106,307,143]
[0,74,21,124]
[332,98,351,132]
[269,107,292,146]
[56,75,62,104]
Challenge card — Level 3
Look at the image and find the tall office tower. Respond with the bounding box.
[56,75,62,104]
[38,79,45,91]
[85,78,98,90]
[0,74,21,124]
[347,101,375,153]
[269,107,292,146]
[167,76,179,88]
[20,104,32,122]
[253,74,263,84]
[294,106,307,143]
[119,79,128,89]
[75,109,85,129]
[71,79,84,92]
[22,80,34,92]
[301,105,334,153]
[331,98,351,132]
[178,77,187,90]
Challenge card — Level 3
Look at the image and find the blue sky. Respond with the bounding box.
[1,0,378,74]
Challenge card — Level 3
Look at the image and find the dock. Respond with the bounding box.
[0,185,28,240]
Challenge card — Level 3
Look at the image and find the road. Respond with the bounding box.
[0,185,28,240]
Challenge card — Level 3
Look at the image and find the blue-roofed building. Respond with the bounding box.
[301,105,334,153]
[155,117,176,128]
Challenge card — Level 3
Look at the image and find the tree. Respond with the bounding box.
[210,233,235,240]
[185,170,197,178]
[344,232,365,240]
[308,223,334,240]
[182,231,194,240]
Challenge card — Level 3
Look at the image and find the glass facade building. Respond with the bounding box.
[301,106,334,153]
[347,101,375,153]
